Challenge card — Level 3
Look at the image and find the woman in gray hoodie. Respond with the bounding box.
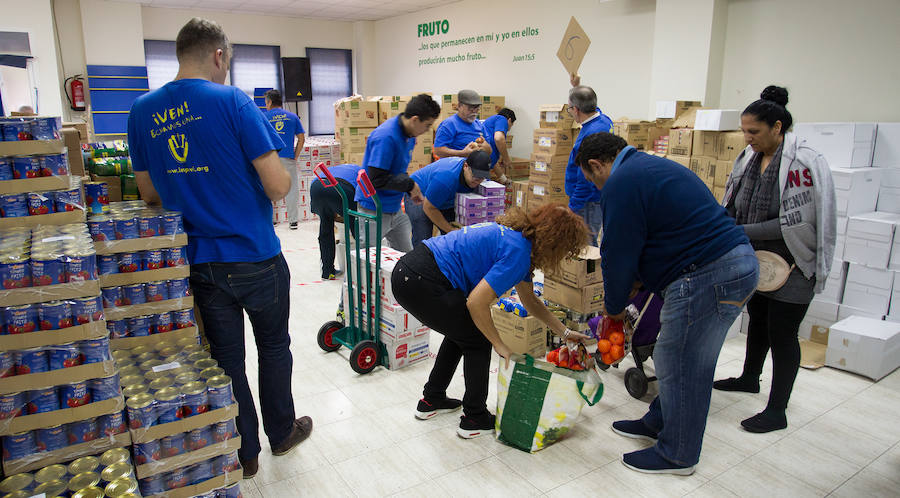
[714,85,836,433]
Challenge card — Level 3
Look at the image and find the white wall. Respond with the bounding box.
[0,66,32,115]
[370,0,656,158]
[53,0,88,123]
[80,0,146,66]
[0,0,64,117]
[719,0,900,122]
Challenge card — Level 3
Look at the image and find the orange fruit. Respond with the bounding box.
[600,352,614,365]
[569,363,583,371]
[597,339,611,353]
[609,331,625,346]
[547,350,559,364]
[558,360,569,368]
[610,345,625,360]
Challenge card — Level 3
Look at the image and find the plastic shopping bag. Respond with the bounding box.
[496,354,603,453]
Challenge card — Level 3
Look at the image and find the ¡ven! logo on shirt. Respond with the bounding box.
[168,134,189,163]
[275,121,285,132]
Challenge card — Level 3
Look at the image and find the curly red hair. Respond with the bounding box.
[496,203,589,273]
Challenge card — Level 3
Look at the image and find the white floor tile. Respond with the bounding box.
[333,445,429,497]
[712,456,825,498]
[866,442,900,486]
[754,436,861,492]
[433,456,543,497]
[830,468,900,498]
[497,439,598,492]
[310,413,393,464]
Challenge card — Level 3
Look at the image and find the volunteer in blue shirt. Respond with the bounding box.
[311,163,362,280]
[566,75,613,246]
[264,89,305,229]
[576,132,758,476]
[407,151,492,247]
[433,89,492,159]
[481,108,516,182]
[391,204,592,438]
[356,94,440,252]
[128,18,311,479]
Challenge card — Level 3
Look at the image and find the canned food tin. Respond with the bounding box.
[0,158,12,180]
[88,215,115,241]
[141,360,166,374]
[118,365,140,378]
[174,371,200,386]
[145,281,168,302]
[153,312,174,334]
[213,451,240,474]
[0,351,13,378]
[167,277,191,298]
[196,361,222,375]
[0,257,30,289]
[0,193,28,217]
[158,346,179,358]
[69,455,101,475]
[100,447,132,467]
[89,373,120,401]
[68,417,100,444]
[188,459,213,484]
[188,425,213,450]
[130,345,152,356]
[53,187,82,212]
[15,347,49,374]
[164,467,188,490]
[207,375,234,409]
[2,118,31,140]
[213,418,237,442]
[39,300,73,330]
[142,249,164,270]
[59,380,91,408]
[2,431,36,460]
[27,192,54,215]
[138,473,165,495]
[180,381,208,417]
[155,386,182,423]
[4,304,37,334]
[122,283,145,305]
[138,214,160,238]
[30,254,65,286]
[111,349,131,362]
[164,246,188,267]
[126,393,155,429]
[98,254,118,275]
[0,392,24,419]
[122,383,148,398]
[48,342,81,369]
[84,182,109,215]
[78,336,111,363]
[114,216,139,240]
[161,212,184,235]
[11,156,40,179]
[135,351,157,364]
[101,461,134,484]
[31,116,61,140]
[99,410,127,436]
[0,473,32,493]
[39,152,68,176]
[26,387,58,414]
[120,374,145,387]
[161,431,186,457]
[102,286,124,308]
[35,424,66,452]
[117,252,140,273]
[177,337,199,350]
[65,251,97,282]
[35,463,67,484]
[33,480,67,498]
[107,319,129,339]
[220,482,243,498]
[67,471,101,492]
[187,351,211,363]
[173,308,196,329]
[105,476,138,497]
[2,490,32,498]
[134,438,161,465]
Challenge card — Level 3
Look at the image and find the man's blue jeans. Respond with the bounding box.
[577,201,603,247]
[406,194,455,248]
[190,253,296,461]
[640,243,758,467]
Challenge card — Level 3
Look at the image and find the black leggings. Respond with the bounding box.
[391,246,492,417]
[741,293,810,413]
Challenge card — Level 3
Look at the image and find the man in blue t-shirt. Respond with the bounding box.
[407,150,491,247]
[355,94,441,252]
[433,89,492,160]
[576,132,758,476]
[566,75,613,246]
[480,108,516,182]
[264,89,305,229]
[127,18,310,478]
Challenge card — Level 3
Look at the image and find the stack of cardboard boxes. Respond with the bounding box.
[526,104,575,211]
[543,246,604,318]
[334,97,378,166]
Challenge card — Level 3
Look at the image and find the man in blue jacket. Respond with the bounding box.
[565,76,613,246]
[577,132,758,476]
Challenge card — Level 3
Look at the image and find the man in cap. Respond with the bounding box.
[406,150,492,247]
[433,89,492,159]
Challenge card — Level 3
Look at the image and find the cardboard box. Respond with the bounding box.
[546,246,601,287]
[529,178,565,196]
[147,470,242,498]
[110,326,198,350]
[61,128,85,176]
[525,190,568,211]
[694,109,740,131]
[690,156,715,185]
[383,332,430,370]
[478,96,506,119]
[491,308,547,357]
[692,131,721,158]
[105,296,194,321]
[506,157,530,178]
[820,259,848,303]
[0,279,101,308]
[831,167,883,217]
[713,160,733,187]
[613,120,652,149]
[844,211,900,268]
[0,175,75,196]
[529,157,566,182]
[532,128,575,156]
[655,100,702,120]
[874,122,900,168]
[94,233,188,255]
[800,298,839,345]
[0,209,85,230]
[793,122,877,168]
[666,154,691,168]
[539,104,575,129]
[511,180,529,209]
[891,272,900,317]
[0,320,106,351]
[667,128,693,156]
[842,263,892,315]
[0,139,65,157]
[543,277,604,314]
[826,316,900,380]
[3,431,131,475]
[338,127,376,154]
[137,436,241,478]
[90,175,123,202]
[62,122,89,143]
[0,360,116,395]
[334,100,378,128]
[717,131,746,162]
[878,186,900,214]
[0,396,124,436]
[378,99,408,123]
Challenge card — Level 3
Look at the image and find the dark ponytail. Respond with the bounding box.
[742,85,792,135]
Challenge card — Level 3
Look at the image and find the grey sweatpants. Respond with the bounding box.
[280,157,300,223]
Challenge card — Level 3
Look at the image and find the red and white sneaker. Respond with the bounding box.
[414,397,462,420]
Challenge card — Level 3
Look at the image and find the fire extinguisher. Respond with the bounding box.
[65,75,86,111]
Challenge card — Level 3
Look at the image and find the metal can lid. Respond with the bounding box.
[100,462,134,483]
[139,359,163,371]
[129,345,151,356]
[111,350,131,361]
[193,358,218,371]
[67,471,101,491]
[175,371,200,385]
[68,456,100,476]
[99,446,132,467]
[71,486,105,498]
[158,347,179,358]
[176,336,198,347]
[207,375,232,389]
[187,351,211,362]
[181,380,207,396]
[0,473,33,493]
[104,477,138,497]
[1,490,31,498]
[152,340,176,351]
[154,386,180,401]
[181,344,203,354]
[149,377,174,391]
[125,392,154,409]
[200,366,225,379]
[122,383,149,398]
[34,463,67,483]
[144,369,173,382]
[119,374,144,387]
[33,479,68,497]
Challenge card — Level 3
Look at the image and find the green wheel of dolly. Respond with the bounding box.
[317,321,343,352]
[625,367,649,399]
[350,340,379,374]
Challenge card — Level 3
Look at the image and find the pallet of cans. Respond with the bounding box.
[0,446,140,498]
[139,450,242,498]
[90,201,187,249]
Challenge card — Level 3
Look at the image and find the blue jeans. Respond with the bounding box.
[190,253,296,461]
[406,194,455,248]
[640,243,758,467]
[577,201,603,247]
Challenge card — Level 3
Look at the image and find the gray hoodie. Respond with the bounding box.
[723,132,837,293]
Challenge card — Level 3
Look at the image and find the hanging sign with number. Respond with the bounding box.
[556,17,591,76]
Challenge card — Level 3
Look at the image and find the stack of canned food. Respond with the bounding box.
[0,116,62,142]
[133,417,236,464]
[0,178,84,219]
[106,308,195,340]
[2,409,127,462]
[2,295,104,334]
[0,447,138,498]
[138,450,241,496]
[87,202,184,241]
[0,370,119,416]
[0,223,97,289]
[0,336,112,376]
[84,181,111,216]
[101,278,191,307]
[0,150,70,181]
[98,248,188,275]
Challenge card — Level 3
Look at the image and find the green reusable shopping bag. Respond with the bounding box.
[496,354,603,453]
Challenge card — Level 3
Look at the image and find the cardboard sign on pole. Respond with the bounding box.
[557,17,591,76]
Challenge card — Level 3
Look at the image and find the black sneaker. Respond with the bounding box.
[414,397,462,420]
[611,419,658,442]
[713,376,760,393]
[457,412,495,439]
[290,222,299,230]
[741,411,787,433]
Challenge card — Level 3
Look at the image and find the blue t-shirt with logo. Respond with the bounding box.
[128,79,284,264]
[424,222,532,296]
[434,114,486,152]
[481,115,509,166]
[355,116,414,213]
[264,108,304,159]
[410,157,473,210]
[325,163,363,185]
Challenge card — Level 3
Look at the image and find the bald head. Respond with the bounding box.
[176,17,230,64]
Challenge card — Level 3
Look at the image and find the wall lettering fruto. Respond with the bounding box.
[415,21,542,67]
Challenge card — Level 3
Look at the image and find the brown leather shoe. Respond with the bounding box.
[240,457,258,479]
[271,416,313,456]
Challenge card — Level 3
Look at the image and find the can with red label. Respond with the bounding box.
[89,373,120,401]
[118,252,140,273]
[213,451,240,474]
[0,392,25,419]
[15,347,49,374]
[3,431,36,460]
[135,439,161,464]
[114,215,139,240]
[189,459,214,484]
[27,192,54,216]
[101,286,124,308]
[173,309,196,329]
[3,304,38,334]
[213,418,237,442]
[65,249,97,282]
[48,342,81,369]
[181,381,209,418]
[30,254,65,286]
[123,283,146,305]
[161,431,186,457]
[88,215,115,241]
[142,249,164,270]
[53,188,82,212]
[153,312,174,334]
[167,278,191,298]
[0,351,13,378]
[138,214,161,238]
[27,387,59,414]
[67,417,99,444]
[84,181,109,214]
[139,473,165,495]
[0,256,30,288]
[99,410,127,436]
[164,246,187,267]
[72,296,104,324]
[0,193,28,217]
[145,280,168,302]
[106,319,129,339]
[127,315,152,337]
[98,254,118,275]
[11,156,41,179]
[59,380,91,408]
[165,467,188,490]
[161,212,184,235]
[39,300,73,330]
[0,157,11,180]
[36,424,66,452]
[39,152,68,176]
[31,116,61,140]
[79,336,111,364]
[187,425,213,450]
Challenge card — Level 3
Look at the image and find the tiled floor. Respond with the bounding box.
[231,222,900,497]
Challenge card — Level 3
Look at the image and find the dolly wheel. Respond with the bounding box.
[350,340,379,374]
[625,367,649,399]
[317,321,343,352]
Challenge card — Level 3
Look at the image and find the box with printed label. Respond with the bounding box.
[655,100,702,120]
[613,120,652,149]
[667,128,693,156]
[525,190,567,211]
[691,131,721,158]
[689,156,715,185]
[456,193,487,210]
[713,160,733,187]
[826,316,900,380]
[338,127,376,154]
[477,180,506,198]
[478,96,506,119]
[543,277,604,314]
[529,154,567,182]
[693,109,740,131]
[529,179,565,196]
[491,308,547,358]
[666,154,691,168]
[378,99,408,123]
[506,157,530,178]
[382,333,430,370]
[511,180,529,209]
[545,246,601,288]
[539,104,575,129]
[334,100,378,128]
[793,122,876,168]
[532,129,575,156]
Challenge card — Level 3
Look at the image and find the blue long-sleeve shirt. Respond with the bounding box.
[565,109,613,212]
[599,148,749,314]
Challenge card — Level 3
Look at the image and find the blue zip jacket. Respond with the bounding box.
[565,109,613,212]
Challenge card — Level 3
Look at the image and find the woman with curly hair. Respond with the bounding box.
[391,204,592,438]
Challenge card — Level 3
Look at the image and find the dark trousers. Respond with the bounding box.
[311,179,356,279]
[190,253,296,461]
[391,247,492,417]
[741,293,810,414]
[405,194,455,247]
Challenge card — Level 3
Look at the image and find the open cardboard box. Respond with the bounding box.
[0,280,101,307]
[94,233,188,255]
[0,139,65,156]
[543,277,604,314]
[136,437,241,478]
[0,175,75,195]
[130,404,239,444]
[99,265,189,288]
[148,468,243,498]
[0,396,124,436]
[491,308,548,357]
[104,296,194,321]
[546,246,601,288]
[0,320,107,351]
[0,360,117,395]
[0,209,85,229]
[3,431,131,475]
[110,326,198,350]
